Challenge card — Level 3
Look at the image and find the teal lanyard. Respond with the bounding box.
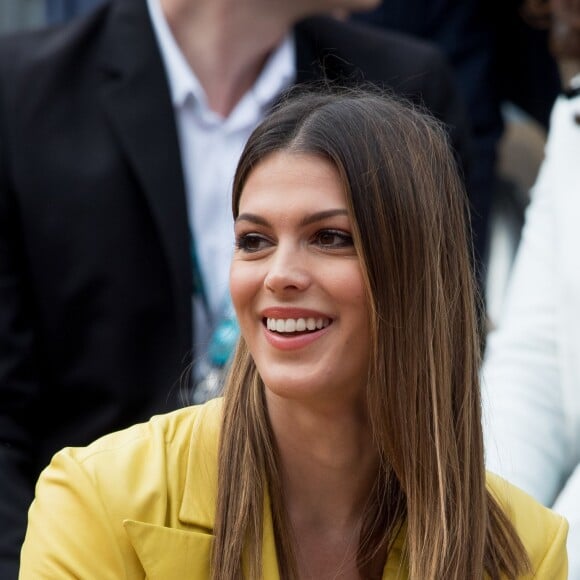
[207,297,239,368]
[191,236,239,369]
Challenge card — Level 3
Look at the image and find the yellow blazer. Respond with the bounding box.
[20,399,568,579]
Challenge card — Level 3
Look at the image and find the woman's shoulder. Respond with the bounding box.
[39,398,224,524]
[58,398,224,472]
[34,398,224,538]
[21,400,224,577]
[486,471,569,578]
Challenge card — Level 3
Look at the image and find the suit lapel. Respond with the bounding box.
[96,0,192,353]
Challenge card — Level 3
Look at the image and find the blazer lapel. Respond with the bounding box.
[123,404,220,578]
[124,520,214,578]
[96,0,192,353]
[179,401,281,578]
[123,400,402,578]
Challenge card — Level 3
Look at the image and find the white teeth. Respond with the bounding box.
[266,317,330,333]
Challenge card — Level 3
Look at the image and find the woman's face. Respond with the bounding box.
[230,151,371,406]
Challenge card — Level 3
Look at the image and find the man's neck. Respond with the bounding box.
[160,0,298,116]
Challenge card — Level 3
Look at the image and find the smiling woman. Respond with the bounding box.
[19,87,568,580]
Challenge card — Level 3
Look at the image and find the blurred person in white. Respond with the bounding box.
[483,2,580,576]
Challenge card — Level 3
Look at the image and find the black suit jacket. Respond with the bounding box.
[0,0,471,575]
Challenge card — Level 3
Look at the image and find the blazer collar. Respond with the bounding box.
[124,520,215,578]
[172,401,405,578]
[122,400,405,578]
[123,515,281,579]
[178,402,281,578]
[95,0,192,354]
[124,400,281,578]
[123,519,403,579]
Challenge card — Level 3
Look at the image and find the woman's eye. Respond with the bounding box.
[314,230,353,248]
[235,233,270,253]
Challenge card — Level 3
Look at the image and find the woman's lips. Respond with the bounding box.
[260,310,333,351]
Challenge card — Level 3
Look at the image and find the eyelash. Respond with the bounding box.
[235,229,354,253]
[313,230,353,248]
[235,233,270,253]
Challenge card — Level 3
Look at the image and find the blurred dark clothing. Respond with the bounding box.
[46,0,103,24]
[496,0,561,126]
[353,0,561,283]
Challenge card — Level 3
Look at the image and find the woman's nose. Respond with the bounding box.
[264,246,311,293]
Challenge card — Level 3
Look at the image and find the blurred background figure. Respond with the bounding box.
[483,0,580,576]
[352,0,500,287]
[45,0,102,24]
[0,0,43,34]
[351,0,562,312]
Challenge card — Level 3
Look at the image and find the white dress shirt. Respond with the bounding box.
[482,89,580,578]
[146,0,295,368]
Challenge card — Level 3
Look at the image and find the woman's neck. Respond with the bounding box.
[267,394,379,579]
[268,394,379,529]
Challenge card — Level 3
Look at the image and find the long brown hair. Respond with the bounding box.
[211,86,531,579]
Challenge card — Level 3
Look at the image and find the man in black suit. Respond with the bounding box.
[0,0,472,575]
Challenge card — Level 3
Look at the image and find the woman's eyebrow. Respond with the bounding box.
[235,209,348,227]
[235,213,269,226]
[300,209,348,226]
